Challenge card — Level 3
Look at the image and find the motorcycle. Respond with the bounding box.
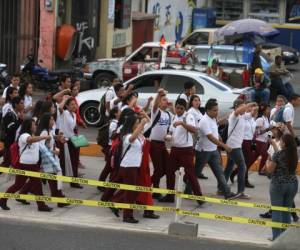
[0,63,9,93]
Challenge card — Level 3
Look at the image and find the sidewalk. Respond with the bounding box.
[0,156,299,246]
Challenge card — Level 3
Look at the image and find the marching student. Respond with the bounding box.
[0,118,53,212]
[98,107,120,185]
[105,77,122,116]
[177,82,196,104]
[159,99,204,205]
[1,73,21,101]
[1,96,24,167]
[224,100,257,199]
[194,99,236,199]
[2,87,19,117]
[148,88,171,199]
[270,95,286,121]
[18,82,34,114]
[254,103,271,175]
[111,114,150,223]
[58,96,82,188]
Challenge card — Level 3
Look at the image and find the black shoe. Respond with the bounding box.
[292,213,299,222]
[70,183,83,189]
[38,206,53,212]
[152,193,162,200]
[197,200,206,206]
[57,203,70,208]
[245,181,255,188]
[16,199,30,205]
[197,173,208,180]
[225,192,237,200]
[143,211,160,219]
[184,187,192,195]
[97,186,105,192]
[259,211,272,219]
[123,217,139,224]
[110,207,120,218]
[0,203,10,210]
[158,195,174,203]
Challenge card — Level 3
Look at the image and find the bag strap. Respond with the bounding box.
[227,117,239,141]
[144,110,161,136]
[120,144,131,162]
[19,143,29,160]
[166,111,171,133]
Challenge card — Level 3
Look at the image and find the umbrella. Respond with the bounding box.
[216,19,279,40]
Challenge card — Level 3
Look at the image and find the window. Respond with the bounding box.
[210,48,243,63]
[184,32,209,46]
[162,75,204,94]
[130,75,163,93]
[199,76,233,91]
[193,47,210,62]
[114,0,132,29]
[130,47,162,63]
[286,0,300,23]
[212,0,243,20]
[249,0,280,23]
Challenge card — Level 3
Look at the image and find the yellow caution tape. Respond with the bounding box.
[0,192,299,230]
[0,167,299,213]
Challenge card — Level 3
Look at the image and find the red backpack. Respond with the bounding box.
[10,142,28,168]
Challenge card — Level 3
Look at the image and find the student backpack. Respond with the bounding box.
[110,135,131,170]
[97,122,110,148]
[10,141,28,168]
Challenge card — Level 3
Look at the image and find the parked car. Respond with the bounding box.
[76,70,251,126]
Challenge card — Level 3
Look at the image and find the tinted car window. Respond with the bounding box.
[186,32,209,45]
[131,47,162,63]
[199,75,233,91]
[162,75,204,94]
[129,74,163,93]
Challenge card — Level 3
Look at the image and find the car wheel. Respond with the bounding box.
[80,101,101,127]
[93,72,114,89]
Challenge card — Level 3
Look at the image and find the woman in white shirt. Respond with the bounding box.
[19,82,33,114]
[58,96,82,188]
[254,103,271,175]
[0,118,52,212]
[111,114,149,224]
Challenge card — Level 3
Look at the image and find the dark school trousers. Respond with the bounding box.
[111,167,139,219]
[99,146,112,181]
[166,147,202,198]
[0,163,47,209]
[58,140,80,177]
[149,140,169,188]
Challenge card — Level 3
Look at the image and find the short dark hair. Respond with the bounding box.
[6,87,18,102]
[175,98,187,109]
[114,83,124,93]
[11,96,23,108]
[12,72,20,78]
[184,82,195,90]
[205,98,218,111]
[289,93,300,102]
[60,74,71,84]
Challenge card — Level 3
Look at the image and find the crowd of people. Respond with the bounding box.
[0,66,299,240]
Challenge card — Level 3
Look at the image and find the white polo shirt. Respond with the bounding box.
[196,113,219,152]
[24,95,33,110]
[109,97,122,111]
[59,110,76,139]
[178,93,189,103]
[19,133,40,164]
[243,113,256,140]
[226,112,246,149]
[109,119,118,145]
[120,134,143,168]
[149,108,172,142]
[256,116,270,143]
[170,112,195,148]
[283,103,294,125]
[2,103,13,117]
[105,87,116,116]
[187,107,203,128]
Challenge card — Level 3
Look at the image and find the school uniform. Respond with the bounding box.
[58,110,79,178]
[105,87,117,116]
[2,102,13,118]
[165,112,202,199]
[283,102,294,126]
[178,93,190,103]
[254,115,270,172]
[111,134,143,219]
[149,107,171,188]
[99,119,118,182]
[224,112,247,194]
[195,113,232,198]
[24,95,33,111]
[0,133,49,210]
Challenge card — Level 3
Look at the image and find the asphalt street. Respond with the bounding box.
[0,218,268,250]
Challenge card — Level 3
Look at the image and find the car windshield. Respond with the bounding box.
[199,75,233,91]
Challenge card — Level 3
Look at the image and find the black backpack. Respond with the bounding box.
[96,122,110,148]
[111,134,131,170]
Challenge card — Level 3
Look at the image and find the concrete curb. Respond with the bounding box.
[271,228,300,250]
[80,143,300,174]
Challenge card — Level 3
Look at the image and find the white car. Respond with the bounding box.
[77,70,251,126]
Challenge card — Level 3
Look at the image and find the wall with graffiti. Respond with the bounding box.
[148,0,203,42]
